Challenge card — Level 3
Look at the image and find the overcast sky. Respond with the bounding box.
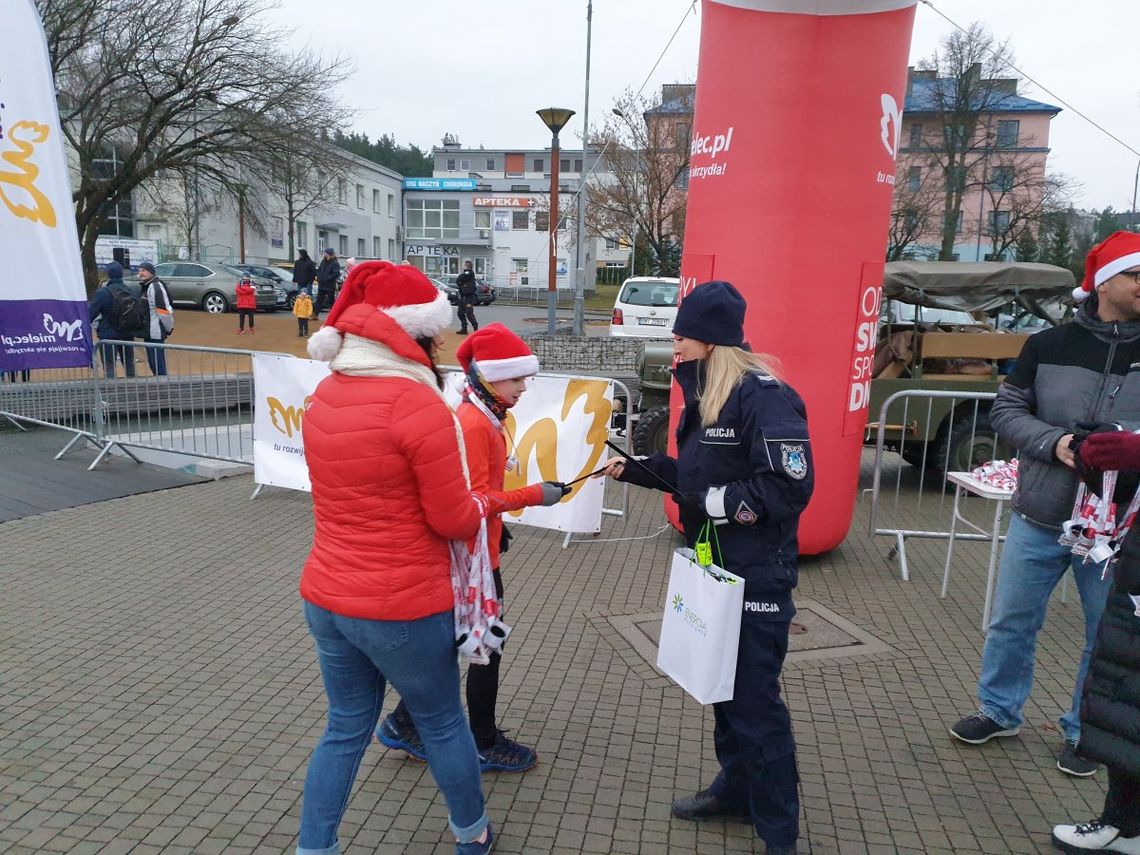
[268,0,1140,212]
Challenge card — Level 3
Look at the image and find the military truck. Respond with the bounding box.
[627,261,1076,470]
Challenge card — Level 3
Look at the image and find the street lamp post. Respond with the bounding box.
[572,0,593,338]
[1131,157,1140,232]
[537,107,576,335]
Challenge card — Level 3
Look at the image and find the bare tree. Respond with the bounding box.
[269,152,349,259]
[38,0,353,291]
[911,23,1024,260]
[887,164,946,260]
[982,161,1076,260]
[586,89,691,277]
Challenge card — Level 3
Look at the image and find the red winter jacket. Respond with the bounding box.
[235,281,257,310]
[457,400,544,568]
[300,307,490,620]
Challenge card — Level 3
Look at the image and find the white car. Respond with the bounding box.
[609,276,680,337]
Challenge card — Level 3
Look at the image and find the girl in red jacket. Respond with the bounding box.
[235,275,257,334]
[297,263,564,855]
[378,324,567,774]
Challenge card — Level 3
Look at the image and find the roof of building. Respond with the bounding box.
[645,93,695,117]
[904,77,1061,115]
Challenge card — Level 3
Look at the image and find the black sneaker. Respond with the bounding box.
[376,711,427,761]
[478,730,537,773]
[1057,741,1100,778]
[949,712,1020,744]
[671,788,750,822]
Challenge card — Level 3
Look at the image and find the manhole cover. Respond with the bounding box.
[604,598,892,673]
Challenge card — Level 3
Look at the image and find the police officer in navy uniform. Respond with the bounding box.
[599,281,812,855]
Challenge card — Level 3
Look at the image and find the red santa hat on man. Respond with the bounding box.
[1074,230,1140,302]
[455,323,539,381]
[307,261,452,361]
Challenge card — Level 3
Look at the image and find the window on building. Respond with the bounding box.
[373,236,382,257]
[504,153,524,176]
[512,210,529,230]
[996,120,1020,148]
[486,158,496,171]
[671,210,685,237]
[535,210,550,232]
[338,234,349,255]
[574,159,583,172]
[511,257,529,285]
[372,189,380,213]
[387,194,394,217]
[460,159,470,171]
[446,158,457,171]
[405,199,461,239]
[297,220,308,248]
[676,168,689,190]
[990,165,1015,192]
[337,179,347,204]
[943,123,966,148]
[674,122,691,152]
[989,210,1011,235]
[510,184,529,192]
[560,158,570,172]
[533,158,544,172]
[388,238,396,260]
[356,184,365,209]
[475,210,491,230]
[909,123,922,149]
[605,238,618,251]
[474,258,487,277]
[357,237,366,256]
[270,216,284,249]
[946,166,967,193]
[97,198,134,237]
[907,166,921,193]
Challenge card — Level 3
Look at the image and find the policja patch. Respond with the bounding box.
[780,443,808,480]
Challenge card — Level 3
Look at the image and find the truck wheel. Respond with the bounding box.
[932,412,1011,474]
[900,443,932,469]
[633,406,671,456]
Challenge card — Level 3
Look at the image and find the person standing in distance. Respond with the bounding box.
[86,261,137,379]
[315,247,341,319]
[596,281,812,855]
[949,230,1140,777]
[292,248,317,306]
[137,262,173,376]
[456,261,479,335]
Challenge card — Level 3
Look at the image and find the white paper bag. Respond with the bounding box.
[656,547,745,704]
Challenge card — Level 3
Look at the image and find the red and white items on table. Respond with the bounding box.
[450,518,508,666]
[970,459,1018,492]
[1060,470,1140,572]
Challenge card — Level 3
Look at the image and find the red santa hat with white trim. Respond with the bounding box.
[455,323,539,381]
[307,261,452,361]
[1074,230,1140,302]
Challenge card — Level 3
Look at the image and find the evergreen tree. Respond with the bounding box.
[333,131,433,176]
[1045,213,1074,269]
[1014,228,1038,262]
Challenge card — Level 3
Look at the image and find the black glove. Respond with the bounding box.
[673,492,705,519]
[499,524,513,555]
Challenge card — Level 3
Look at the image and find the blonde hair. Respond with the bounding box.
[698,346,782,427]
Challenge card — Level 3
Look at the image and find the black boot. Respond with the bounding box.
[671,789,749,822]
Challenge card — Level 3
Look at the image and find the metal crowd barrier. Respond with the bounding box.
[0,341,283,471]
[866,389,1008,582]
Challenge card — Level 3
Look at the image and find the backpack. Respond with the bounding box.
[107,288,149,336]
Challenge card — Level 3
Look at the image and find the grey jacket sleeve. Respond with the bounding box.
[990,335,1066,463]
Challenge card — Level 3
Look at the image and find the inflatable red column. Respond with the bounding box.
[673,0,918,555]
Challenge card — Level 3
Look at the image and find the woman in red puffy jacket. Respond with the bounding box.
[234,275,257,335]
[296,261,509,855]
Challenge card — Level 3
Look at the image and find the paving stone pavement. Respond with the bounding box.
[0,453,1108,854]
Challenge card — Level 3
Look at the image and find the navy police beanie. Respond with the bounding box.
[104,261,124,281]
[672,280,746,347]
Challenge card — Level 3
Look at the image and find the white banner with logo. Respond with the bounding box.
[252,355,614,533]
[0,0,93,372]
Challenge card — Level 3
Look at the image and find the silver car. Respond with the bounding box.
[152,261,279,314]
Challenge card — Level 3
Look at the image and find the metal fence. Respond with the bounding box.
[1,341,274,470]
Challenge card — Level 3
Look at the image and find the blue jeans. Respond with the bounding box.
[977,513,1113,743]
[297,604,488,855]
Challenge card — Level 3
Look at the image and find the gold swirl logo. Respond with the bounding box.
[0,120,57,227]
[267,395,312,438]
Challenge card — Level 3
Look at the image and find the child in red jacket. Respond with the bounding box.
[235,275,257,334]
[378,323,568,772]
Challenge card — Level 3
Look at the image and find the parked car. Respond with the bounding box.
[624,262,1077,470]
[437,274,497,306]
[234,263,295,306]
[150,261,279,313]
[609,276,680,337]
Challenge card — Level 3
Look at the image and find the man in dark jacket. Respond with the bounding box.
[1053,430,1140,852]
[314,248,341,319]
[87,261,137,378]
[949,231,1140,779]
[456,261,479,334]
[293,249,317,293]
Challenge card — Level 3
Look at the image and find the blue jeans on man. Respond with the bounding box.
[296,604,488,855]
[977,513,1113,743]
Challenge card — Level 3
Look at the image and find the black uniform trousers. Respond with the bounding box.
[458,299,478,333]
[708,612,799,847]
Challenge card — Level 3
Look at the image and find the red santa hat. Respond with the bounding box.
[1075,230,1140,302]
[455,323,539,381]
[307,261,452,361]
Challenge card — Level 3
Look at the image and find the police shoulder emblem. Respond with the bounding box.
[734,500,758,525]
[780,443,808,480]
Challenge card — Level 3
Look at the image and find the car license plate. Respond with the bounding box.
[638,318,668,326]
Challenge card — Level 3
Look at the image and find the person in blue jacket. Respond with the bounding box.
[87,261,137,378]
[598,280,812,855]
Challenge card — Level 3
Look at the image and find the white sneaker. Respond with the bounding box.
[1052,820,1140,853]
